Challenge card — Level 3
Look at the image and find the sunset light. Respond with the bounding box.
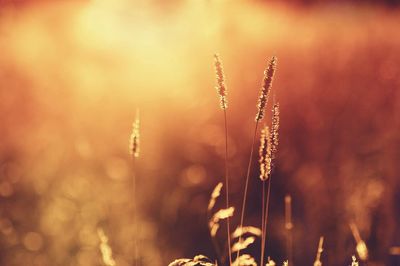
[1,0,400,265]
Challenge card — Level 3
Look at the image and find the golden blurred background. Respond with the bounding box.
[1,0,400,265]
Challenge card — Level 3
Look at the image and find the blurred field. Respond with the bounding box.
[1,1,400,265]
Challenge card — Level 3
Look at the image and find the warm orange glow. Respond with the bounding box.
[1,1,400,265]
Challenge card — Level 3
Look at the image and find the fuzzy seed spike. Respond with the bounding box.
[270,102,280,162]
[256,56,277,121]
[313,236,324,266]
[259,126,272,181]
[349,223,368,261]
[214,54,228,110]
[97,228,116,266]
[129,110,140,158]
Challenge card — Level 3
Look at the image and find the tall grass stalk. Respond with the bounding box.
[261,100,280,265]
[129,111,140,266]
[260,179,266,265]
[223,109,232,265]
[214,54,232,265]
[237,56,276,261]
[261,177,272,265]
[259,125,271,266]
[236,123,259,261]
[131,157,138,266]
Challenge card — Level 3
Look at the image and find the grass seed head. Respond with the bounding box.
[214,54,228,110]
[351,255,359,266]
[232,254,257,266]
[259,125,272,181]
[256,56,277,122]
[208,207,234,237]
[313,236,324,266]
[97,228,116,266]
[231,226,262,239]
[208,182,223,211]
[266,258,276,266]
[270,102,280,161]
[231,236,256,252]
[349,223,368,261]
[129,111,140,158]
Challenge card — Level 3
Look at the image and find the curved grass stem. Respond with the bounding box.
[236,122,259,260]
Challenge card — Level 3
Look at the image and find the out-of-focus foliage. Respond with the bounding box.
[168,255,216,266]
[0,1,400,265]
